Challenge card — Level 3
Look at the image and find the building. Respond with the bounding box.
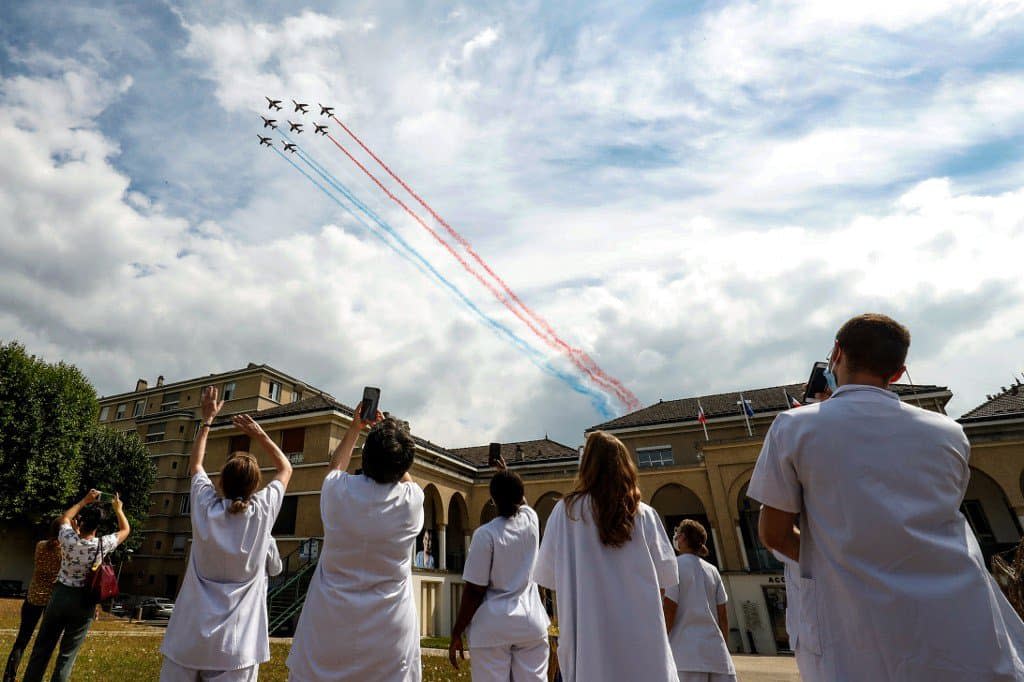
[93,366,1024,655]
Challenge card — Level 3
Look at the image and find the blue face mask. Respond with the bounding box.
[823,366,838,392]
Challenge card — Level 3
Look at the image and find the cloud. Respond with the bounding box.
[2,1,1024,448]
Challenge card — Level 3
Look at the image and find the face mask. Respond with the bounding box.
[823,366,838,392]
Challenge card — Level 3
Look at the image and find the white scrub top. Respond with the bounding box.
[462,505,550,648]
[749,384,1024,681]
[161,470,285,671]
[535,498,679,682]
[666,554,734,675]
[287,471,424,682]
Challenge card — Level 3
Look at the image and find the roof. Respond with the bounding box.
[591,382,949,431]
[959,383,1024,423]
[100,362,328,401]
[219,394,465,462]
[448,438,579,467]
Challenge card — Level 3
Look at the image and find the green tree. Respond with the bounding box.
[78,427,156,554]
[0,342,97,523]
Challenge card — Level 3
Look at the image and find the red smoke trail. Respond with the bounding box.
[325,132,637,411]
[330,117,641,412]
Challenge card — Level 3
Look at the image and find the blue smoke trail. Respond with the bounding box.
[271,143,616,419]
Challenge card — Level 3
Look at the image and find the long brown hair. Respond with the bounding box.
[564,431,641,547]
[221,453,261,514]
[47,516,62,550]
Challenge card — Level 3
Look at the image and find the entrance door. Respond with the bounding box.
[762,585,791,653]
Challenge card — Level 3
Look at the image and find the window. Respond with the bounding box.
[179,494,191,515]
[133,399,146,417]
[267,381,282,402]
[222,382,236,401]
[229,434,251,454]
[145,422,166,443]
[962,500,995,542]
[155,540,163,550]
[160,392,180,410]
[636,446,673,468]
[171,536,187,553]
[162,499,169,509]
[171,460,178,469]
[291,389,302,403]
[115,403,127,420]
[148,575,155,585]
[99,406,110,421]
[282,428,305,464]
[272,496,298,535]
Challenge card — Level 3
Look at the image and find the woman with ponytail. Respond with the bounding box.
[3,518,62,681]
[160,386,292,681]
[665,519,735,682]
[534,431,679,682]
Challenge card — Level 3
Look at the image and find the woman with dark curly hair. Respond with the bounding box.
[534,430,679,682]
[287,398,423,681]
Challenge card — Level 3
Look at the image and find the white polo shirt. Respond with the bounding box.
[462,505,549,648]
[749,384,1024,681]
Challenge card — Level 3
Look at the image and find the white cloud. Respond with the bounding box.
[462,27,499,61]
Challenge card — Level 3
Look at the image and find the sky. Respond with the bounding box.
[1,0,1023,448]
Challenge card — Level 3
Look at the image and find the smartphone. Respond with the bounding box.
[360,387,381,421]
[95,491,105,501]
[802,362,829,403]
[488,442,502,467]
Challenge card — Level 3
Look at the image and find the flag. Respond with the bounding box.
[697,405,707,424]
[742,398,755,417]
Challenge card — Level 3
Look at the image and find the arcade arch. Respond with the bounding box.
[650,483,718,566]
[964,467,1022,567]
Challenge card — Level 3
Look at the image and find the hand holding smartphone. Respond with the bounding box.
[360,387,381,423]
[802,362,829,403]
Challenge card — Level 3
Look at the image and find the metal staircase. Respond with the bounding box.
[267,538,321,635]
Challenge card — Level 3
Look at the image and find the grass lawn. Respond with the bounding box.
[0,599,472,681]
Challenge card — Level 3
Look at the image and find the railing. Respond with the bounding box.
[267,537,322,635]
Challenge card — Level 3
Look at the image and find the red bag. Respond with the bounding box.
[88,537,120,603]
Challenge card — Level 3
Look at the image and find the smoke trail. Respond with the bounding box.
[271,145,616,418]
[330,117,640,412]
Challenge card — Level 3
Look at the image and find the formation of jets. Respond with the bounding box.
[259,96,334,149]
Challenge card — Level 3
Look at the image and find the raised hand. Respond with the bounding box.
[111,492,123,514]
[201,386,225,423]
[85,489,102,504]
[351,401,384,431]
[232,414,267,439]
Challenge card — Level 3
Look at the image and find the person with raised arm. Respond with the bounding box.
[287,399,424,681]
[448,454,550,681]
[159,386,292,682]
[23,490,130,682]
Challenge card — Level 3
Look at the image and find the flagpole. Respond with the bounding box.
[697,399,709,441]
[739,393,753,437]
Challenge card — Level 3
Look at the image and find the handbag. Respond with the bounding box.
[88,537,120,603]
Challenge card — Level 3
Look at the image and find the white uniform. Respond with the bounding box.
[160,470,284,681]
[666,554,735,681]
[462,505,550,682]
[534,498,679,682]
[770,549,800,652]
[287,471,424,681]
[749,384,1024,682]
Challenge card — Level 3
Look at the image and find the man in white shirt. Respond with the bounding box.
[750,313,1024,681]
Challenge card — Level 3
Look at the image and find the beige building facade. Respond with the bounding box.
[92,366,1024,655]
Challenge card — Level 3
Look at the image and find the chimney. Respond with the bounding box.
[135,379,148,392]
[156,375,165,387]
[515,444,524,461]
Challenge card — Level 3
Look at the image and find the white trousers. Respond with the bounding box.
[160,657,259,682]
[470,639,549,682]
[676,673,736,682]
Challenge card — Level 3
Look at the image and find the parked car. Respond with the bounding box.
[110,594,138,616]
[138,597,175,619]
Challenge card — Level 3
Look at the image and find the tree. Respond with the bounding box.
[0,342,97,523]
[78,426,156,554]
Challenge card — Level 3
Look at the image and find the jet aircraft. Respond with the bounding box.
[292,100,309,114]
[261,116,277,129]
[265,97,282,111]
[257,135,272,147]
[288,121,304,133]
[314,123,328,136]
[283,142,298,153]
[319,104,334,116]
